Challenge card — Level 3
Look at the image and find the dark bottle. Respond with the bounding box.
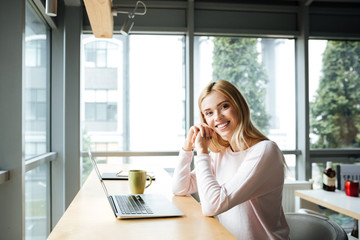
[323,161,336,191]
[351,219,358,238]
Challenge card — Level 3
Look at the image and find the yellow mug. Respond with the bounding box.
[128,170,152,194]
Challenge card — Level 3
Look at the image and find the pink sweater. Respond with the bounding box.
[172,140,289,240]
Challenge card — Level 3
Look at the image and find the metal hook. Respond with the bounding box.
[112,1,147,17]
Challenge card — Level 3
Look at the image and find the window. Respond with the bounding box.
[195,36,296,180]
[24,8,49,159]
[85,102,117,122]
[80,35,297,181]
[80,35,186,182]
[128,35,185,151]
[24,1,51,240]
[84,40,119,68]
[309,40,360,188]
[309,40,360,149]
[25,164,50,240]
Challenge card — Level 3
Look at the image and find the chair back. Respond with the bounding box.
[285,213,348,240]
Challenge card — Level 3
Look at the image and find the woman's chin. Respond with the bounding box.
[215,130,232,141]
[220,135,228,141]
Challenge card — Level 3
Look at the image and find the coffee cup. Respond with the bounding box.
[345,180,359,197]
[128,170,153,194]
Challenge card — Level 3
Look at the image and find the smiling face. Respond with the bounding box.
[201,91,239,140]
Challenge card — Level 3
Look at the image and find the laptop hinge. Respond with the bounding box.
[109,196,118,215]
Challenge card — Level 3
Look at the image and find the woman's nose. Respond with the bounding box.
[214,110,222,121]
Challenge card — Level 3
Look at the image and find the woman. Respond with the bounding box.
[172,80,289,239]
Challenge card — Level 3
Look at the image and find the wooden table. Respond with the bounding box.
[47,164,236,240]
[295,189,360,239]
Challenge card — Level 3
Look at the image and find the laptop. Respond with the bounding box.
[89,151,184,219]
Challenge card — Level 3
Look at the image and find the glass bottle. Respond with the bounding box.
[323,161,336,191]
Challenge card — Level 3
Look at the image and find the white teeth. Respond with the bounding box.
[217,122,229,128]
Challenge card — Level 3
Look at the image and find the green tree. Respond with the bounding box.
[310,41,360,148]
[212,37,270,133]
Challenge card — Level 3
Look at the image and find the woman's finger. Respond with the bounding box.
[190,126,199,144]
[209,127,214,139]
[199,123,212,140]
[183,126,198,151]
[194,130,210,154]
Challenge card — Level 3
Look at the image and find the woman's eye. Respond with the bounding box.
[205,111,213,117]
[222,104,229,109]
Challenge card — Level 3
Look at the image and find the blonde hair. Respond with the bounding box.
[198,80,268,153]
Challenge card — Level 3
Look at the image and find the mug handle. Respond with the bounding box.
[145,174,152,189]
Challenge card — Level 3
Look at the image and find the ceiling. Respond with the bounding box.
[65,0,360,7]
[77,0,360,38]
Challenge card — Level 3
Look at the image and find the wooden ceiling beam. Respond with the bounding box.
[83,0,113,38]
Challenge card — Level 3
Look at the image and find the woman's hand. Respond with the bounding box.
[183,124,213,154]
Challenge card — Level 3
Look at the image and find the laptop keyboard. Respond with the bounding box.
[115,195,153,215]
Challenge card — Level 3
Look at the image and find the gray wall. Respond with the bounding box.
[0,1,82,239]
[0,0,25,239]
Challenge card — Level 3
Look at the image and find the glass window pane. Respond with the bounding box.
[37,89,46,102]
[81,35,125,182]
[37,143,46,154]
[129,35,186,151]
[24,1,49,159]
[25,143,36,157]
[309,40,360,149]
[107,103,117,121]
[24,3,51,239]
[284,155,296,181]
[195,37,296,150]
[30,89,37,101]
[96,103,107,121]
[85,103,95,121]
[80,34,185,183]
[37,102,46,120]
[25,102,36,120]
[25,163,50,240]
[85,49,96,67]
[81,35,185,151]
[97,50,106,67]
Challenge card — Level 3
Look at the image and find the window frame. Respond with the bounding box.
[23,1,55,239]
[80,33,301,176]
[307,38,360,184]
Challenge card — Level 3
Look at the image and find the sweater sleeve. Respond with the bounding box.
[172,149,198,196]
[195,141,284,216]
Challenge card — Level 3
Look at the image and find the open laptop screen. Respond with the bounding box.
[89,151,110,198]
